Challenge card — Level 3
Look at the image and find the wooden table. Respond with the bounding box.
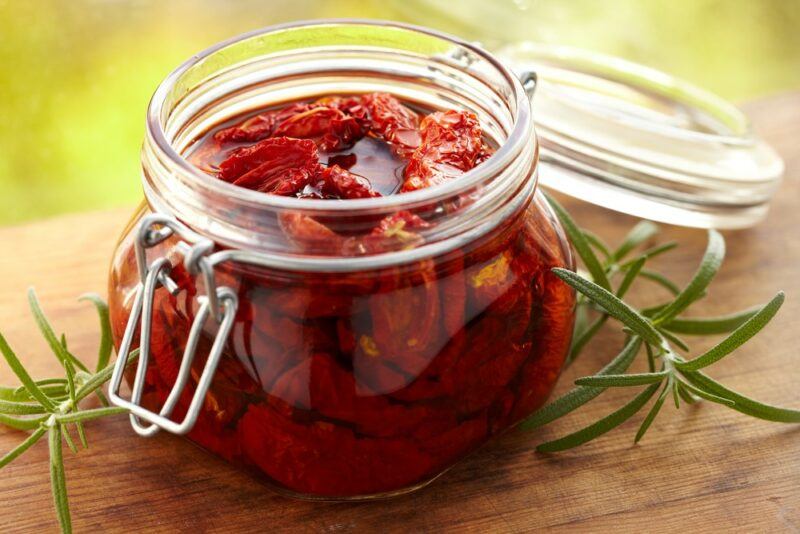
[1,93,799,533]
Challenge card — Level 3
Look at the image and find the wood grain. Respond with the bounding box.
[1,93,799,533]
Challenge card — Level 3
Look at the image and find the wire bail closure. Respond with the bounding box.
[108,213,238,437]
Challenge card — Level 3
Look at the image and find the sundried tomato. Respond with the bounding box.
[401,110,483,192]
[438,253,467,339]
[387,330,466,403]
[272,107,366,152]
[238,402,435,495]
[214,113,277,144]
[316,95,372,131]
[341,211,429,255]
[278,212,344,254]
[355,260,441,393]
[218,137,321,194]
[361,92,421,157]
[301,164,381,199]
[213,103,313,144]
[420,414,487,466]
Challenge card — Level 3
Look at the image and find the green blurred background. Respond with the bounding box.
[1,0,798,226]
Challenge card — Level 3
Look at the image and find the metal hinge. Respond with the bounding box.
[108,213,238,437]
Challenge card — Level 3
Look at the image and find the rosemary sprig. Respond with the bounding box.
[524,194,798,451]
[0,289,135,533]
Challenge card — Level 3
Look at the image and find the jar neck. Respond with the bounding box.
[141,20,537,271]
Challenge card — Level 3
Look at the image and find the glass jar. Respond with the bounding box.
[107,20,575,499]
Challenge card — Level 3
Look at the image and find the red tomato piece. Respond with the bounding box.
[214,113,278,144]
[237,402,435,495]
[316,95,372,131]
[278,212,345,254]
[438,254,467,339]
[302,164,381,199]
[306,351,436,439]
[510,268,576,420]
[420,414,487,466]
[359,261,442,391]
[213,103,313,144]
[341,211,429,255]
[361,92,421,157]
[401,110,483,192]
[218,137,321,194]
[272,106,366,152]
[466,250,517,314]
[388,330,466,403]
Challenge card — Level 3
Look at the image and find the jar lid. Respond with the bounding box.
[498,43,784,229]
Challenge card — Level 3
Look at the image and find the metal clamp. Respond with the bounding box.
[108,214,238,437]
[519,70,538,100]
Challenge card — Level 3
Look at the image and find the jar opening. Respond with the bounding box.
[142,20,537,266]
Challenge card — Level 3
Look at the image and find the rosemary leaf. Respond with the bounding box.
[565,315,608,367]
[0,386,34,402]
[0,413,47,430]
[582,230,612,260]
[0,399,47,415]
[79,294,113,372]
[681,371,800,423]
[520,338,641,430]
[48,425,72,534]
[93,389,110,408]
[620,241,678,267]
[660,329,690,352]
[613,220,659,261]
[645,344,656,372]
[574,371,668,388]
[635,383,670,443]
[537,382,661,452]
[639,270,681,295]
[62,425,79,454]
[0,333,56,412]
[552,269,662,345]
[56,407,127,424]
[661,307,760,335]
[28,288,88,373]
[672,380,681,409]
[0,425,47,468]
[616,256,646,298]
[76,421,88,450]
[675,292,785,371]
[62,358,88,449]
[545,193,612,291]
[653,230,725,324]
[13,384,68,401]
[642,302,670,318]
[676,381,699,404]
[677,380,735,407]
[75,350,138,402]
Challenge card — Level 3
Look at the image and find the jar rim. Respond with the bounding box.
[145,19,533,215]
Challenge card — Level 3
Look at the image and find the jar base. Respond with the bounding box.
[257,469,449,502]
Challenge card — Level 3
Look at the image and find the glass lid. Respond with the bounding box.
[498,42,784,229]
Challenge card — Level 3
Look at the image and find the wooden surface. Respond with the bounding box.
[1,93,799,533]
